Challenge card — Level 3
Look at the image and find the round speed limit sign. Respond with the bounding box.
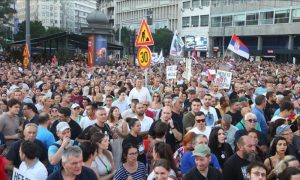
[137,46,151,69]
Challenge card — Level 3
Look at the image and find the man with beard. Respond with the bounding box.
[226,98,243,125]
[71,86,83,107]
[264,91,279,123]
[134,103,153,137]
[223,135,258,180]
[200,94,218,127]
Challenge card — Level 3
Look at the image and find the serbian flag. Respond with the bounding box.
[202,67,213,81]
[228,34,249,59]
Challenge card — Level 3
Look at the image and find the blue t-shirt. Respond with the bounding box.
[36,126,55,149]
[180,151,221,174]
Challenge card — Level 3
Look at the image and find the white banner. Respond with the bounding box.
[166,65,177,79]
[182,58,192,82]
[215,70,232,89]
[12,167,37,180]
[169,30,184,57]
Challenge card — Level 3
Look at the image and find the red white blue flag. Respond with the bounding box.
[228,34,249,59]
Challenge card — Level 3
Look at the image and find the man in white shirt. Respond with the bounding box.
[80,103,97,130]
[188,111,212,139]
[128,76,151,103]
[134,102,153,137]
[200,94,218,127]
[112,87,129,113]
[122,99,139,119]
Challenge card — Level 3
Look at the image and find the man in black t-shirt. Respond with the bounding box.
[226,98,243,125]
[50,107,82,140]
[223,135,258,180]
[5,123,47,172]
[149,106,182,152]
[264,91,279,123]
[184,144,222,180]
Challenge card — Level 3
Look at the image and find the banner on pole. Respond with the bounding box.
[166,65,177,79]
[215,70,232,89]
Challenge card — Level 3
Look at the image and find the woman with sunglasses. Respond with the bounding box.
[115,143,146,180]
[264,136,288,180]
[188,111,212,139]
[208,127,233,168]
[90,132,116,180]
[149,92,163,120]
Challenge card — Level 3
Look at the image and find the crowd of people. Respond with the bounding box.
[0,56,299,180]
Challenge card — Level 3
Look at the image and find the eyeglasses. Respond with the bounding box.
[247,119,257,123]
[74,107,80,110]
[196,118,206,123]
[128,152,138,156]
[51,109,58,112]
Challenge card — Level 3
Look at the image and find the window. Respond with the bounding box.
[201,15,209,26]
[183,1,190,9]
[222,15,232,26]
[233,14,245,26]
[260,11,274,24]
[211,16,221,27]
[202,0,210,6]
[182,17,190,27]
[292,8,300,22]
[275,10,290,24]
[192,0,200,7]
[246,13,259,25]
[191,16,199,27]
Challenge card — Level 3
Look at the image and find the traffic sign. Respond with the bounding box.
[137,46,151,68]
[135,18,154,46]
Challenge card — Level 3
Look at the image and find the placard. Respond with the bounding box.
[166,65,177,79]
[215,70,232,89]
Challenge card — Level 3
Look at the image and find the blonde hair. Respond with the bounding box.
[274,155,299,175]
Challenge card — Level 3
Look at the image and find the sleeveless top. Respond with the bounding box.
[92,154,112,175]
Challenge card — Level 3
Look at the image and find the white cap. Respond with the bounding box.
[56,122,70,132]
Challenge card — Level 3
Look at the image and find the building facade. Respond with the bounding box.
[113,0,179,32]
[15,0,96,33]
[209,0,300,62]
[178,0,211,57]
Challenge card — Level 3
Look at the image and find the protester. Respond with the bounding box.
[246,161,267,180]
[79,141,99,178]
[152,159,174,180]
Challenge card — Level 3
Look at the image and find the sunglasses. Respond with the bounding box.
[74,107,80,110]
[247,119,257,123]
[196,118,206,123]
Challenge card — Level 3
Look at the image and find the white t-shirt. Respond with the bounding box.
[135,115,153,133]
[271,115,285,122]
[200,106,218,127]
[128,87,151,102]
[188,126,212,139]
[80,116,97,129]
[19,160,48,180]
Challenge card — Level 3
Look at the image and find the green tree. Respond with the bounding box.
[46,26,64,36]
[14,20,46,41]
[115,27,132,46]
[0,0,17,47]
[152,28,173,56]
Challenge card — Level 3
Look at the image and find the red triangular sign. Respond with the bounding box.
[135,18,154,46]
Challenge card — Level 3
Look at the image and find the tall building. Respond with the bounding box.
[99,0,115,28]
[109,0,179,32]
[209,0,300,61]
[178,0,211,57]
[15,0,97,33]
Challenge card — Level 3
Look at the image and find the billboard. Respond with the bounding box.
[95,35,107,65]
[184,35,208,51]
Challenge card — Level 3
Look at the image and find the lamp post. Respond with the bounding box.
[25,0,31,69]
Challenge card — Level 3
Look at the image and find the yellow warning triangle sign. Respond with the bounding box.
[135,18,154,46]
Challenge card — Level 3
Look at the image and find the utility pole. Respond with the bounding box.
[26,0,31,69]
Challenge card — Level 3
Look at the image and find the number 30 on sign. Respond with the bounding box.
[137,46,151,69]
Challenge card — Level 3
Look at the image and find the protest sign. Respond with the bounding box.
[215,70,232,89]
[166,65,177,79]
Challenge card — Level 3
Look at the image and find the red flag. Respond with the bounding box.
[203,67,213,81]
[193,47,198,62]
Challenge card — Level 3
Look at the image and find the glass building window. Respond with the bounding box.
[192,0,200,7]
[191,16,199,27]
[233,14,245,26]
[246,13,259,25]
[182,17,190,28]
[260,11,274,24]
[222,15,232,26]
[211,16,221,27]
[202,0,210,6]
[200,15,209,26]
[292,8,300,22]
[183,1,190,9]
[275,10,290,24]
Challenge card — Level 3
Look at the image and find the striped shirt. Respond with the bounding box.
[114,161,145,180]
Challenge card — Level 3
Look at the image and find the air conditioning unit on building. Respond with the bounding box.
[190,7,194,11]
[199,6,203,9]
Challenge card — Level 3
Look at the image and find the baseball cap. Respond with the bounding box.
[56,122,70,132]
[276,124,292,136]
[192,144,211,157]
[239,96,249,102]
[187,87,196,94]
[71,103,80,109]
